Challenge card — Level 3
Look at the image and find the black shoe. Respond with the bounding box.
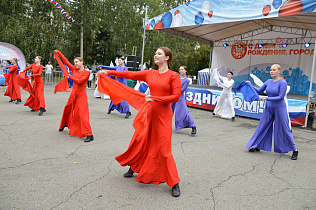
[31,110,36,112]
[84,135,94,142]
[232,117,235,121]
[9,99,14,102]
[59,124,67,132]
[125,111,131,119]
[191,127,197,135]
[39,107,46,115]
[15,99,21,104]
[123,168,134,178]
[212,112,215,116]
[291,150,298,160]
[172,183,180,197]
[107,109,113,114]
[249,148,260,152]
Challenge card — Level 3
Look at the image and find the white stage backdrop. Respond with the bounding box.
[211,31,316,95]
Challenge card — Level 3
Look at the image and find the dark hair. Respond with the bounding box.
[119,57,125,61]
[7,60,11,64]
[281,75,286,79]
[228,71,233,75]
[180,66,188,71]
[158,47,173,69]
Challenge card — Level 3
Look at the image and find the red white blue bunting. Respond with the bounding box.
[48,0,75,23]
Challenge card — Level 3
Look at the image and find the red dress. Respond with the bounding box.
[4,65,21,100]
[23,64,45,110]
[106,69,182,188]
[55,52,93,138]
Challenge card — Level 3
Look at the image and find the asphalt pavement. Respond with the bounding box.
[1,85,315,210]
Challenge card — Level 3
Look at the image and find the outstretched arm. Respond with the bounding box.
[217,70,225,81]
[22,64,33,72]
[98,65,116,70]
[54,50,76,72]
[105,70,148,82]
[254,82,267,94]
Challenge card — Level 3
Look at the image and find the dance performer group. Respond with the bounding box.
[3,47,298,198]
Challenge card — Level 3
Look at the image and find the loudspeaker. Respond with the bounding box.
[126,56,140,71]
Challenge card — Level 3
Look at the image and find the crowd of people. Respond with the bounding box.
[2,47,298,198]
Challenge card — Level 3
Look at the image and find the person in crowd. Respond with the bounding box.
[20,56,46,115]
[54,50,94,142]
[99,47,182,197]
[86,65,93,89]
[4,58,21,104]
[246,64,298,160]
[213,70,235,121]
[171,66,197,134]
[99,57,131,118]
[45,61,53,85]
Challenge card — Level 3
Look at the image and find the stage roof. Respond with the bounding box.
[145,0,316,45]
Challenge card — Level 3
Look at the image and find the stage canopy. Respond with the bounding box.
[145,0,316,45]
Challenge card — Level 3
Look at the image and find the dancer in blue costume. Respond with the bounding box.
[246,64,298,160]
[99,57,131,118]
[171,66,196,134]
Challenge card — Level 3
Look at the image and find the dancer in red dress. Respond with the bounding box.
[99,47,182,197]
[54,50,94,142]
[4,58,21,104]
[20,56,46,115]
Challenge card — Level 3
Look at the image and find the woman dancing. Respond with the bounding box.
[4,58,21,104]
[99,47,182,197]
[246,64,298,160]
[20,56,46,115]
[213,70,235,121]
[54,50,94,142]
[171,66,197,134]
[99,57,131,118]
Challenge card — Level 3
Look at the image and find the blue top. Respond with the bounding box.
[255,79,287,101]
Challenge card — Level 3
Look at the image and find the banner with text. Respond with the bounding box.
[185,87,307,126]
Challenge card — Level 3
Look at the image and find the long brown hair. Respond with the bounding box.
[158,47,173,69]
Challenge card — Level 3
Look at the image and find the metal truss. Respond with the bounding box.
[214,25,316,47]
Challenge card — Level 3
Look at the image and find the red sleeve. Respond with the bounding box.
[9,65,18,73]
[30,65,43,77]
[107,70,148,82]
[149,73,181,103]
[54,50,76,72]
[23,64,33,72]
[69,70,90,84]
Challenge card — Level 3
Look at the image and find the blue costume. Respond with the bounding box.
[171,76,196,131]
[99,65,130,114]
[246,79,296,153]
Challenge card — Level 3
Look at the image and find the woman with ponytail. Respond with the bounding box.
[20,56,46,115]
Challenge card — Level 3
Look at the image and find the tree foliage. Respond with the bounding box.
[0,0,210,75]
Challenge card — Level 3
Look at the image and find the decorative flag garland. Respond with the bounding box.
[48,0,75,23]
